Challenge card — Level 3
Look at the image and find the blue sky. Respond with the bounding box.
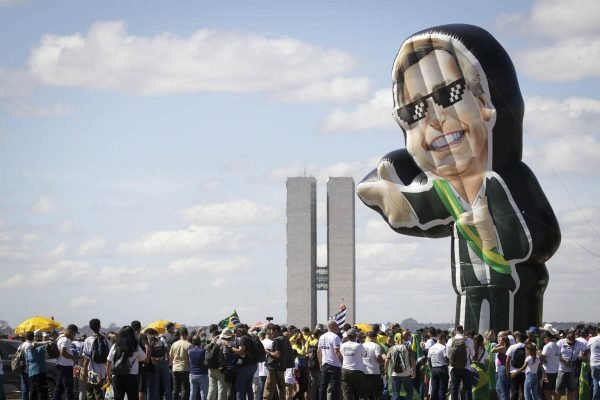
[1,0,599,329]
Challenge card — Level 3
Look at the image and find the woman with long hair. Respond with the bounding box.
[106,325,151,400]
[511,343,540,400]
[492,331,511,400]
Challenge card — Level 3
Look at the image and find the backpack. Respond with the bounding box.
[391,346,407,373]
[11,344,26,372]
[246,335,266,363]
[91,335,109,364]
[111,350,131,376]
[47,340,60,358]
[511,346,526,369]
[307,344,319,370]
[278,337,296,369]
[204,342,222,369]
[448,337,468,368]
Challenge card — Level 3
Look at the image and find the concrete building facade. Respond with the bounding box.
[286,176,355,328]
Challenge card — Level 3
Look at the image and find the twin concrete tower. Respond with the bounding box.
[286,177,356,328]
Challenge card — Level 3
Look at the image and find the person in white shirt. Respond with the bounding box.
[505,332,527,400]
[385,331,415,400]
[52,324,79,400]
[429,333,448,400]
[17,331,34,400]
[511,343,540,400]
[317,321,342,400]
[82,318,111,400]
[556,331,587,400]
[446,326,474,400]
[588,325,600,400]
[362,330,383,400]
[340,330,367,400]
[540,331,560,400]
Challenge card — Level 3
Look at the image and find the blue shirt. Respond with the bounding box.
[26,345,47,376]
[188,347,208,375]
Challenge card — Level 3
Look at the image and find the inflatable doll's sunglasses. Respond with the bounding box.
[395,77,466,128]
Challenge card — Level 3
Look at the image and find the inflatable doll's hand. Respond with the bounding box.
[457,196,499,251]
[356,160,414,228]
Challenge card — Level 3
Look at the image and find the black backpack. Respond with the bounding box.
[204,342,222,369]
[246,335,266,363]
[91,335,109,364]
[511,346,526,368]
[392,346,407,373]
[46,340,60,359]
[111,350,131,376]
[307,345,319,370]
[277,337,296,369]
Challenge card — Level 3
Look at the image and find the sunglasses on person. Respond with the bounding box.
[395,77,466,127]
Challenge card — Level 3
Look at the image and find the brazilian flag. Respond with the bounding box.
[579,360,591,400]
[218,310,241,329]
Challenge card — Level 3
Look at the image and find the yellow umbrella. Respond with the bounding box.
[355,323,372,333]
[15,316,63,334]
[143,320,182,334]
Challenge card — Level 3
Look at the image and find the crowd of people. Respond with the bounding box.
[2,318,599,400]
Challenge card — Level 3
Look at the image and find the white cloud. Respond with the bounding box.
[47,242,68,258]
[527,135,600,175]
[167,256,252,275]
[180,200,281,226]
[357,242,420,269]
[524,96,600,137]
[77,237,106,256]
[320,89,397,132]
[117,225,243,256]
[497,0,600,39]
[269,157,380,183]
[0,274,26,288]
[22,233,38,244]
[99,282,149,292]
[274,77,370,103]
[60,220,73,234]
[516,37,600,81]
[529,0,599,37]
[69,296,98,308]
[32,195,58,213]
[29,21,357,95]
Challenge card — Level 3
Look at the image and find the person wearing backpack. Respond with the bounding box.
[446,326,474,400]
[384,331,415,400]
[82,319,111,400]
[106,326,151,400]
[263,324,288,400]
[505,331,526,400]
[15,331,34,400]
[26,331,52,400]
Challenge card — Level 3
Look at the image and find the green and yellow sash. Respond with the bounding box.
[432,179,511,275]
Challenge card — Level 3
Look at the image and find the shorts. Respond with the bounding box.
[542,372,557,391]
[556,371,577,393]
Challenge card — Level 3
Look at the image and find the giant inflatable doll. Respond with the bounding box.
[356,24,561,332]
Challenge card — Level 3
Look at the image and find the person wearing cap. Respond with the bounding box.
[340,329,368,400]
[385,331,416,400]
[556,331,587,400]
[52,324,79,400]
[17,331,34,400]
[540,330,560,400]
[26,331,52,400]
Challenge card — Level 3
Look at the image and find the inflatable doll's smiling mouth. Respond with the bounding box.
[428,130,465,151]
